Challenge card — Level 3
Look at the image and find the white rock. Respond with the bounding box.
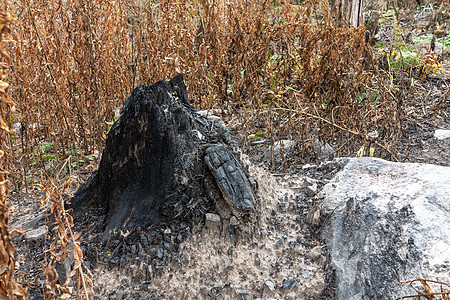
[205,213,221,222]
[229,216,238,226]
[26,225,46,242]
[434,129,450,140]
[264,139,296,161]
[314,139,334,158]
[264,280,275,291]
[206,115,222,123]
[320,157,450,300]
[273,139,296,152]
[307,183,318,193]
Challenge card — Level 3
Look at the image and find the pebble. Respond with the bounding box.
[265,280,275,291]
[290,241,297,249]
[276,238,284,246]
[177,234,183,243]
[302,271,313,278]
[156,247,164,259]
[308,183,318,192]
[435,129,450,140]
[164,242,172,251]
[140,233,149,246]
[164,228,171,235]
[205,213,221,222]
[283,278,296,289]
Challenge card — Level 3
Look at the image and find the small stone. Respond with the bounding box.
[265,280,275,291]
[314,139,334,158]
[156,247,164,259]
[26,225,46,242]
[119,255,129,266]
[229,216,238,226]
[434,129,450,140]
[276,238,284,246]
[308,246,323,261]
[283,278,296,289]
[164,242,172,251]
[205,213,221,222]
[140,233,149,246]
[228,224,235,235]
[302,271,313,279]
[290,241,297,249]
[261,231,267,236]
[308,183,318,193]
[176,234,183,243]
[164,228,171,235]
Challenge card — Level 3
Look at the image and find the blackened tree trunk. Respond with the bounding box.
[71,74,256,239]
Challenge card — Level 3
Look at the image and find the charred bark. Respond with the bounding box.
[71,74,256,238]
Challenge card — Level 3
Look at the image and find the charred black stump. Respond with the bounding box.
[71,74,256,238]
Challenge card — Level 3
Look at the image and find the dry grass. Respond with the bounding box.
[7,0,402,178]
[0,0,26,298]
[35,175,94,299]
[398,278,450,300]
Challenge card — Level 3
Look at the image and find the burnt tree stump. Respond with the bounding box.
[71,74,256,238]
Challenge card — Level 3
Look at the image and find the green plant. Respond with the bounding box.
[248,131,266,141]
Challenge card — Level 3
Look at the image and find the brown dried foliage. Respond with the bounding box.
[398,278,450,300]
[0,0,26,298]
[35,176,93,299]
[7,0,401,172]
[10,0,129,168]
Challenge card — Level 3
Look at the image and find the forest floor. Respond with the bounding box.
[7,5,450,300]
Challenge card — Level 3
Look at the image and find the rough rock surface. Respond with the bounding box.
[435,129,450,140]
[319,157,450,299]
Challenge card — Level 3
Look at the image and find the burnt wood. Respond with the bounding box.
[71,74,255,238]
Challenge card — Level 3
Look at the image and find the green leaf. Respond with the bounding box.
[357,146,365,157]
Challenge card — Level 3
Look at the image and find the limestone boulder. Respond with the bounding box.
[319,157,450,299]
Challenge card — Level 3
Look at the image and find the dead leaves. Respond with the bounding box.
[398,278,450,300]
[0,1,27,299]
[36,176,94,299]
